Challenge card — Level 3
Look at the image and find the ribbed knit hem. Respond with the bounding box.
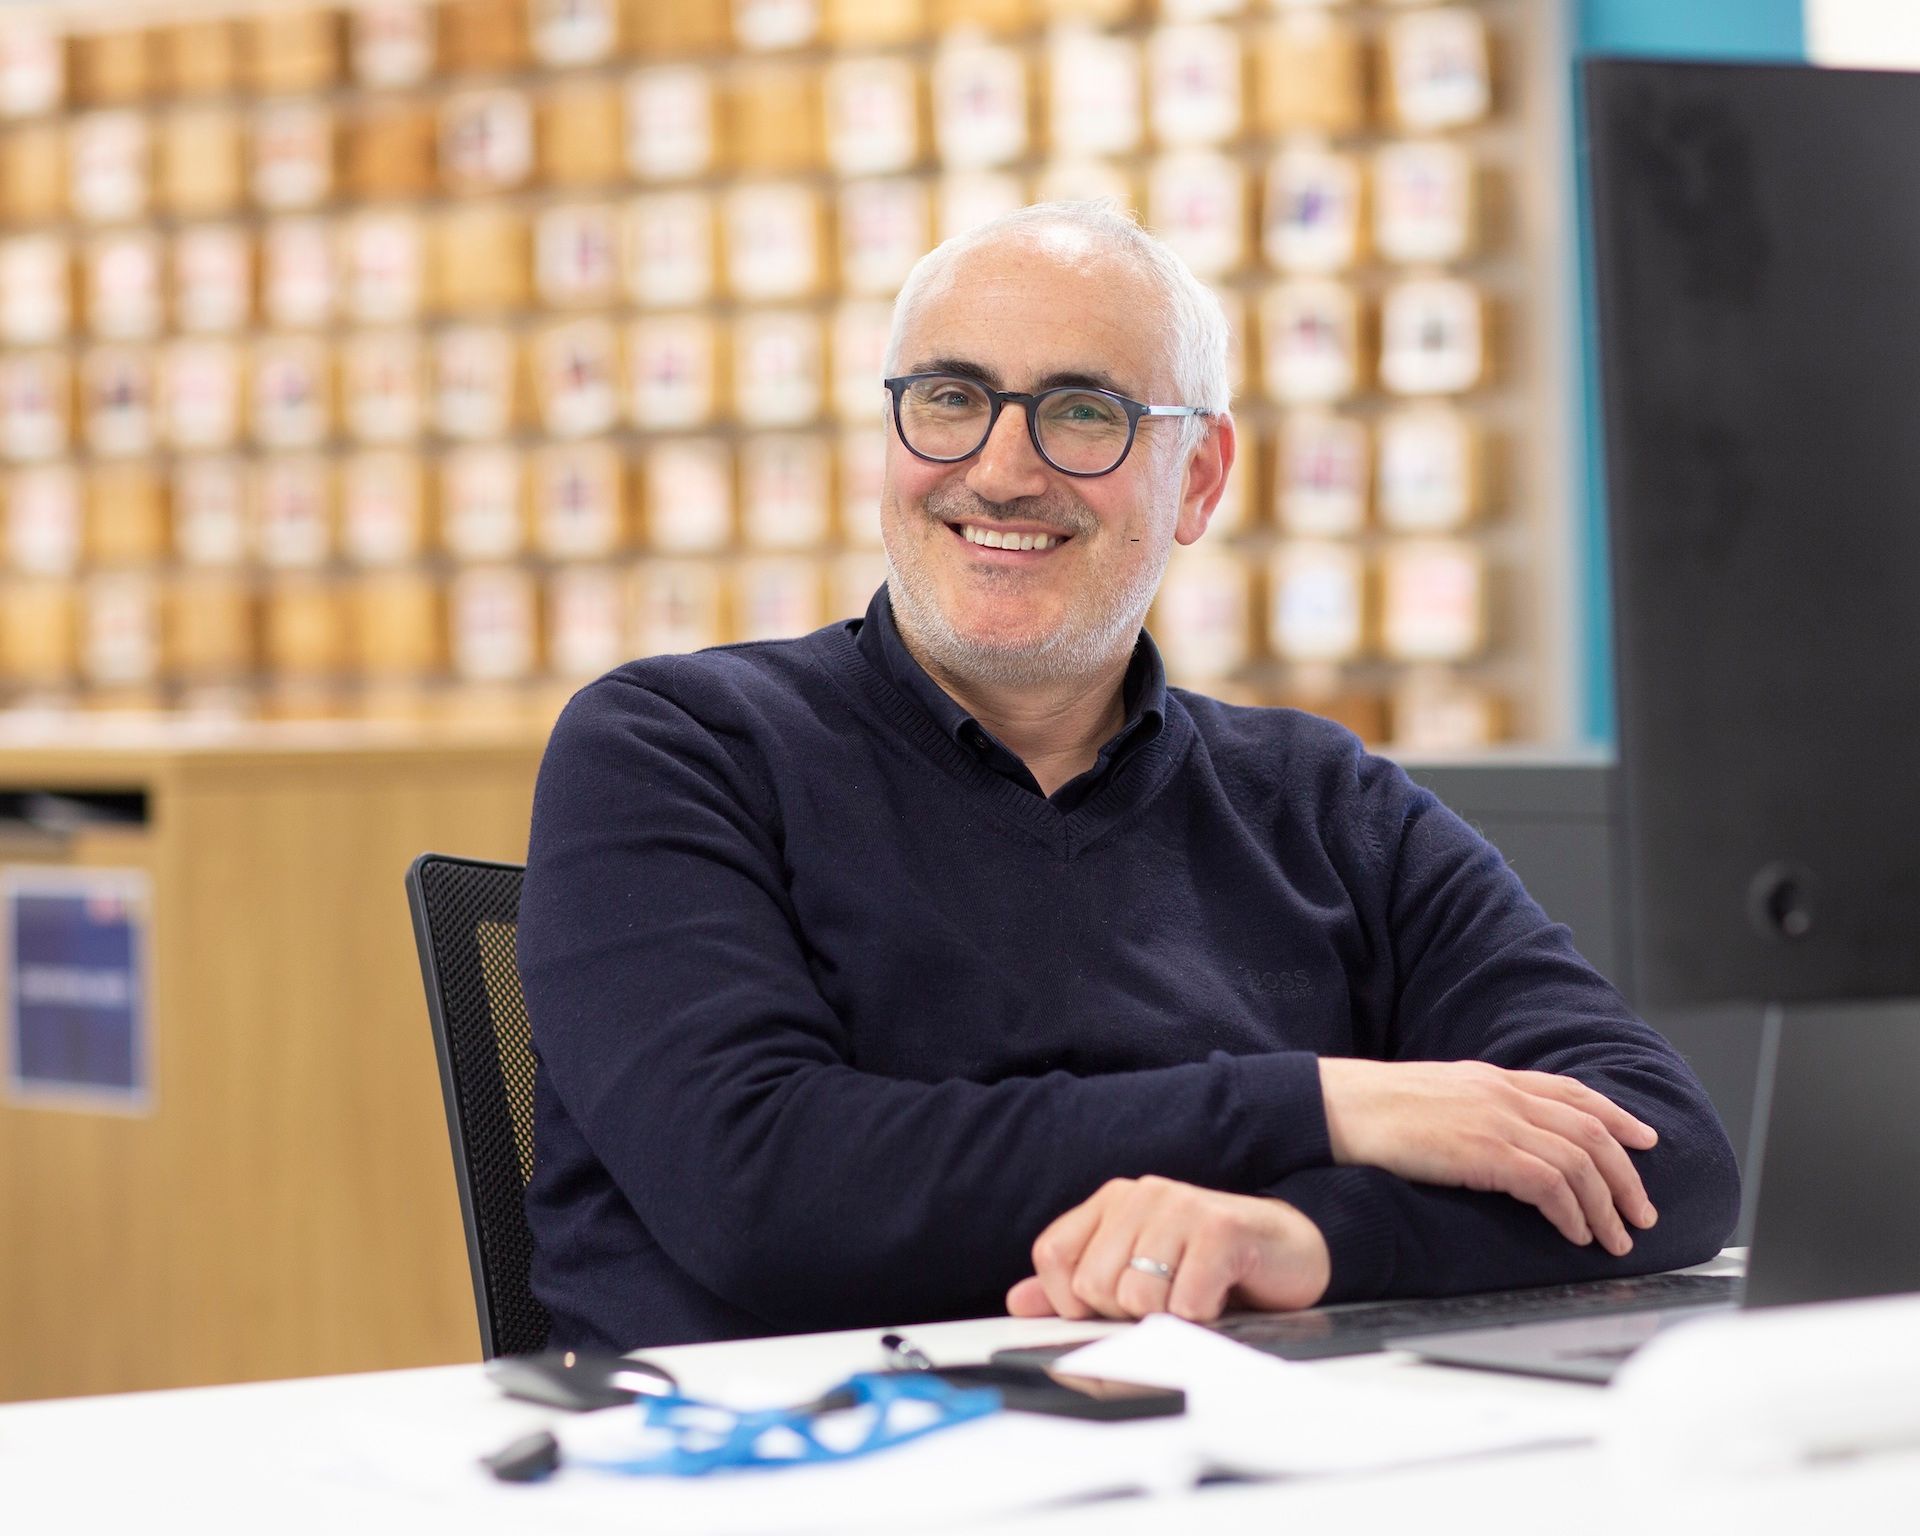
[1265,1165,1401,1303]
[1218,1048,1333,1179]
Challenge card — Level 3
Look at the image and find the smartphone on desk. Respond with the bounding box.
[919,1362,1184,1421]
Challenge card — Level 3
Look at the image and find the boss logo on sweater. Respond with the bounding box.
[1239,965,1316,999]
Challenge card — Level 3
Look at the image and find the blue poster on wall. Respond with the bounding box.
[4,868,151,1113]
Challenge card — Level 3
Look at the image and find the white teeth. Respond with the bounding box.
[961,524,1057,551]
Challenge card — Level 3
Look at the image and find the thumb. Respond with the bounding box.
[1006,1276,1055,1317]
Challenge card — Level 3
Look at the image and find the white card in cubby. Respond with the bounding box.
[86,232,164,340]
[1263,144,1364,274]
[450,567,538,682]
[173,457,249,565]
[830,547,887,620]
[1379,276,1484,396]
[6,466,81,574]
[0,352,69,462]
[733,309,824,427]
[936,171,1025,241]
[342,331,424,444]
[734,0,820,51]
[0,237,69,344]
[831,302,891,423]
[631,559,725,657]
[342,211,425,323]
[741,433,831,550]
[1380,538,1484,660]
[1267,541,1366,663]
[644,440,734,553]
[837,426,887,547]
[1277,411,1369,536]
[1260,280,1363,403]
[251,338,331,449]
[627,313,717,429]
[173,226,251,334]
[70,112,149,224]
[533,318,621,439]
[839,177,928,298]
[161,339,243,451]
[0,27,62,118]
[253,455,334,568]
[536,202,622,307]
[1377,405,1477,531]
[824,55,919,176]
[1384,7,1492,131]
[625,66,715,182]
[625,192,714,307]
[252,102,334,211]
[1033,159,1132,208]
[441,447,526,559]
[440,91,534,192]
[724,183,821,301]
[1373,140,1475,264]
[82,347,155,458]
[932,40,1028,170]
[83,573,161,686]
[531,0,620,66]
[1047,27,1141,157]
[434,326,517,440]
[734,556,825,643]
[341,451,426,565]
[1153,548,1252,680]
[534,440,625,557]
[351,3,434,87]
[1147,23,1244,147]
[548,564,628,679]
[1390,667,1499,752]
[263,218,337,329]
[1147,151,1245,277]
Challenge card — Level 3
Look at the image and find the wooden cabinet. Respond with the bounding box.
[0,722,543,1402]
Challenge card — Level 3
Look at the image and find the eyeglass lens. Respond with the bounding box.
[897,376,1133,475]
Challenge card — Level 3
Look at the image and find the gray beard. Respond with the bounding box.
[883,486,1169,691]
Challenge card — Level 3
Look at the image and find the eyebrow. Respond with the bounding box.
[910,357,1137,398]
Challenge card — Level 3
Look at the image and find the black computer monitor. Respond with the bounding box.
[1587,57,1920,1010]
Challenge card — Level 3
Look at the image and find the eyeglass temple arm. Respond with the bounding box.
[1138,405,1212,417]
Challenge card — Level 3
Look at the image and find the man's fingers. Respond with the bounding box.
[1112,1222,1187,1320]
[1528,1096,1658,1231]
[1517,1072,1660,1151]
[1492,1146,1591,1247]
[1165,1226,1240,1323]
[1069,1201,1149,1317]
[1513,1123,1632,1256]
[1030,1194,1106,1321]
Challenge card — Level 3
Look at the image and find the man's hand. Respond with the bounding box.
[1005,1177,1331,1323]
[1318,1058,1661,1256]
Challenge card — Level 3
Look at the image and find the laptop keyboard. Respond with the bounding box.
[1214,1270,1741,1360]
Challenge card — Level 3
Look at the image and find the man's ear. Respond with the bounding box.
[1175,413,1237,546]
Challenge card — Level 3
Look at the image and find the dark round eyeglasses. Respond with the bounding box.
[883,372,1211,479]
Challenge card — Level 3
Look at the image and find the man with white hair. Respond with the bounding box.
[518,203,1739,1350]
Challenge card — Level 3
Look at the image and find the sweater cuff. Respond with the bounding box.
[1217,1049,1333,1182]
[1264,1165,1399,1303]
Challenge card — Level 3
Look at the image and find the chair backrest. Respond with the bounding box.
[404,852,551,1359]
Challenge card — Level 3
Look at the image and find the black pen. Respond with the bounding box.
[880,1331,935,1372]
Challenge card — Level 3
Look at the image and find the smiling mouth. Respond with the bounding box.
[948,522,1070,553]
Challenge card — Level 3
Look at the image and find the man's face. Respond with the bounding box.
[879,231,1222,689]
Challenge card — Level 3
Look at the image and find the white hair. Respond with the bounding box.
[882,200,1232,449]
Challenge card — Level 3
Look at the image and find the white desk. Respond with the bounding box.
[3,1256,1913,1536]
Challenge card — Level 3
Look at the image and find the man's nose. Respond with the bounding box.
[965,399,1051,503]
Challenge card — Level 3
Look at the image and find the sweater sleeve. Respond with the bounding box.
[519,671,1331,1332]
[1268,757,1742,1302]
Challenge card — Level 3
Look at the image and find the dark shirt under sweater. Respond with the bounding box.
[518,589,1741,1351]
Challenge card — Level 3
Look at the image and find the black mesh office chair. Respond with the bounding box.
[405,852,551,1359]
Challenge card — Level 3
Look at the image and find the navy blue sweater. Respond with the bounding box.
[519,595,1741,1351]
